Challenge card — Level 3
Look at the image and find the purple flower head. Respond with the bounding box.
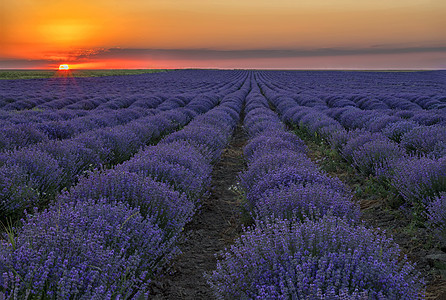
[426,193,446,243]
[352,139,407,176]
[340,131,387,162]
[243,131,308,163]
[207,216,423,299]
[0,124,49,151]
[390,156,446,205]
[382,120,418,143]
[400,125,446,158]
[0,164,39,217]
[246,165,348,210]
[254,183,360,223]
[0,199,174,299]
[366,115,402,133]
[239,150,316,193]
[60,168,194,236]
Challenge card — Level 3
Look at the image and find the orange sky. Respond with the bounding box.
[1,0,445,69]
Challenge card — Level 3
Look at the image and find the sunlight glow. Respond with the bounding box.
[58,64,70,70]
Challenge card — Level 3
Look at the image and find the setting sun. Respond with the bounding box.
[58,64,70,70]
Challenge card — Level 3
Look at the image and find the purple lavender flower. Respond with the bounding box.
[254,183,360,223]
[366,115,402,133]
[0,199,173,299]
[340,131,387,162]
[207,216,423,299]
[390,156,446,205]
[326,128,349,152]
[246,165,348,210]
[382,120,418,143]
[243,131,308,163]
[0,124,49,151]
[400,125,446,158]
[0,164,39,217]
[426,193,446,243]
[410,111,445,126]
[298,111,344,137]
[352,139,407,176]
[61,168,194,236]
[161,125,229,162]
[0,148,63,212]
[356,97,389,110]
[39,140,102,187]
[118,141,213,200]
[239,150,316,193]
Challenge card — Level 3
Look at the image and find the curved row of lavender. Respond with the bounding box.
[0,71,244,151]
[0,71,247,220]
[0,72,249,298]
[256,71,446,244]
[207,79,424,299]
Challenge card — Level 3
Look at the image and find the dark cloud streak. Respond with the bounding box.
[1,45,445,68]
[87,45,446,60]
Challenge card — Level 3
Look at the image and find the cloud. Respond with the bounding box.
[84,45,446,60]
[1,44,445,69]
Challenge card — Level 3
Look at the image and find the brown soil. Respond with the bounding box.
[151,123,247,299]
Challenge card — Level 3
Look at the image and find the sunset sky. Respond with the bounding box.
[1,0,445,69]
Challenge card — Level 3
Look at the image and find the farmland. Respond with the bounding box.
[0,70,445,299]
[0,69,166,80]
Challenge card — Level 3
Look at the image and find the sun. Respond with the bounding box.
[58,64,70,70]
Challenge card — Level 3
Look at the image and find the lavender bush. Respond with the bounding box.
[254,183,360,223]
[207,216,423,299]
[410,111,445,126]
[40,140,102,187]
[239,150,316,193]
[243,131,308,163]
[298,110,343,138]
[91,127,143,165]
[400,125,446,158]
[340,131,387,162]
[0,199,173,299]
[60,168,194,236]
[426,193,446,243]
[245,165,348,210]
[382,120,418,143]
[0,124,49,151]
[352,139,407,176]
[0,148,63,216]
[0,164,39,217]
[366,115,401,133]
[118,142,212,200]
[162,125,229,162]
[390,156,446,215]
[326,129,349,152]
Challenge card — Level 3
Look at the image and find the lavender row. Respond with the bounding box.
[0,107,154,152]
[259,70,446,112]
[0,74,249,298]
[0,93,223,152]
[0,71,248,219]
[0,70,244,112]
[256,71,446,242]
[0,88,227,220]
[0,71,246,151]
[257,71,446,159]
[207,83,423,299]
[257,73,446,158]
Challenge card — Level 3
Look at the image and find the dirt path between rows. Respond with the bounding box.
[152,122,247,299]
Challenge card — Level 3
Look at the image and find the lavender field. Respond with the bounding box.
[0,70,445,299]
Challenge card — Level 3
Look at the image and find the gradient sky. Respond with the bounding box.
[1,0,445,69]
